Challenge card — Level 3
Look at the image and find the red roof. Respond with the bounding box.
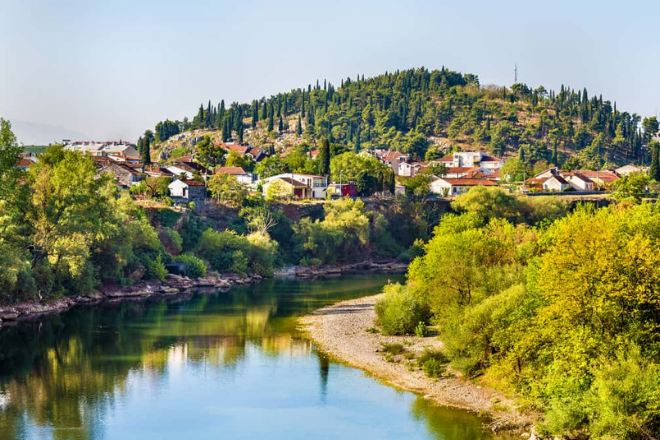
[436,156,454,162]
[16,158,33,168]
[182,179,205,187]
[447,166,479,174]
[439,178,498,186]
[573,170,619,183]
[216,166,247,175]
[225,144,249,154]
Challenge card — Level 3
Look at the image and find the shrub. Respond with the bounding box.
[415,321,427,337]
[375,283,427,335]
[381,342,405,355]
[417,349,449,378]
[174,253,207,279]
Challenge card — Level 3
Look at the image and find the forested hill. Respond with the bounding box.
[150,67,659,169]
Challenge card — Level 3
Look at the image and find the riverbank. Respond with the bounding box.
[0,272,261,329]
[300,294,538,434]
[0,260,408,331]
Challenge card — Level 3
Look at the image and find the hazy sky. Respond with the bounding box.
[1,0,659,144]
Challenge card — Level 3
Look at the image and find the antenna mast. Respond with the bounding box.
[514,64,518,83]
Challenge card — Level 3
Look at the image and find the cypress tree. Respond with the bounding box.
[297,115,302,136]
[142,137,151,165]
[650,143,660,181]
[301,90,305,117]
[252,101,258,128]
[278,114,284,133]
[137,137,144,156]
[261,100,268,120]
[318,137,331,176]
[267,104,274,132]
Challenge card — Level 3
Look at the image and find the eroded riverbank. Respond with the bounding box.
[300,294,538,434]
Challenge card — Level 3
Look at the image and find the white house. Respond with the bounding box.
[435,152,503,170]
[429,177,498,196]
[615,164,647,176]
[168,179,206,204]
[262,173,328,199]
[566,173,595,191]
[64,141,139,159]
[542,175,570,192]
[398,161,415,177]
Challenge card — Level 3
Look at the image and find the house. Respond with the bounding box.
[263,173,328,199]
[165,161,210,180]
[534,167,562,179]
[308,149,320,160]
[429,177,498,196]
[398,161,415,177]
[168,179,206,204]
[263,177,311,199]
[615,164,647,176]
[97,163,144,187]
[542,175,570,192]
[215,166,256,185]
[573,170,619,188]
[64,141,139,159]
[369,149,410,175]
[15,157,35,171]
[327,182,359,198]
[566,172,595,191]
[246,148,267,162]
[435,152,504,170]
[444,166,479,178]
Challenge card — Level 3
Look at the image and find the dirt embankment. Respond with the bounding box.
[300,294,538,434]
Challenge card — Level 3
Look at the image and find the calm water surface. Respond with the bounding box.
[0,275,511,440]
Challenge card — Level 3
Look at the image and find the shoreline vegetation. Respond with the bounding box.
[300,294,536,435]
[0,261,407,330]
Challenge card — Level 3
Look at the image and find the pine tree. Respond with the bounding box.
[142,136,151,165]
[297,115,302,136]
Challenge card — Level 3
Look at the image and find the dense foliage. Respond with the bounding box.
[377,187,660,438]
[152,67,658,169]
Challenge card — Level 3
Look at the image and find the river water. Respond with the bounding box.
[0,274,510,440]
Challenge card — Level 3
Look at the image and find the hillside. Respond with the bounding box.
[146,67,658,170]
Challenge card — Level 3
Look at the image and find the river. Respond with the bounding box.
[0,274,511,440]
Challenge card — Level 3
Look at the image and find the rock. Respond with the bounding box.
[0,310,19,321]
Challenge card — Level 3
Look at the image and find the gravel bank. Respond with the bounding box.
[300,294,535,432]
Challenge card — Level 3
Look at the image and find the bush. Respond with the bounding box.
[375,283,427,335]
[381,342,405,355]
[196,229,277,276]
[417,349,449,378]
[174,253,207,279]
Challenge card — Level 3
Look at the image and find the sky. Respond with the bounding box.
[1,0,659,144]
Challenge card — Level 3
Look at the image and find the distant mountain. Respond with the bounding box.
[9,119,87,146]
[149,67,655,169]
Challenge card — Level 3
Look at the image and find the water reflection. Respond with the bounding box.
[0,274,508,440]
